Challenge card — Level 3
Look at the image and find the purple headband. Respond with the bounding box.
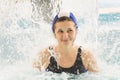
[52,12,78,32]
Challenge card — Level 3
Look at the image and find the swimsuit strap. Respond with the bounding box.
[46,46,87,74]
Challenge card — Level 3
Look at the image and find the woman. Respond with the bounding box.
[33,11,100,74]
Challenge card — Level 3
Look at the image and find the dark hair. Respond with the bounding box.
[53,16,75,32]
[52,12,78,33]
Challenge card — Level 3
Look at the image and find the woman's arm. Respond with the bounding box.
[33,48,50,71]
[82,49,100,72]
[86,51,100,72]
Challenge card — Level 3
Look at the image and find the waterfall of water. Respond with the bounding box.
[0,0,120,80]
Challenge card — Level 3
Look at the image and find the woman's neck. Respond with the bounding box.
[56,44,76,56]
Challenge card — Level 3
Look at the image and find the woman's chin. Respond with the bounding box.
[61,42,72,46]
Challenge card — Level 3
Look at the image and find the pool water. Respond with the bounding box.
[0,0,120,80]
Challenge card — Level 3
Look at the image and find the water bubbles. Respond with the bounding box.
[31,0,62,23]
[0,0,120,80]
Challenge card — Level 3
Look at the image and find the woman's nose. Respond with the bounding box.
[62,32,69,40]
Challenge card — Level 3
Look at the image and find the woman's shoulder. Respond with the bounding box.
[80,46,100,72]
[33,46,54,70]
[80,46,94,58]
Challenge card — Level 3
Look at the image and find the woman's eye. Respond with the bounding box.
[68,29,73,32]
[58,30,63,33]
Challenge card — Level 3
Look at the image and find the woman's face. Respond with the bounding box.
[54,21,77,46]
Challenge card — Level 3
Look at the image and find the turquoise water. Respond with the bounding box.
[0,0,120,80]
[99,12,120,24]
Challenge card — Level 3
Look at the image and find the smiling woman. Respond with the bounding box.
[1,0,120,80]
[33,11,100,75]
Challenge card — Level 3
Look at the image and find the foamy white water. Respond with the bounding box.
[0,0,120,80]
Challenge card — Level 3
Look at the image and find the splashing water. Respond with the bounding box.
[0,0,120,80]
